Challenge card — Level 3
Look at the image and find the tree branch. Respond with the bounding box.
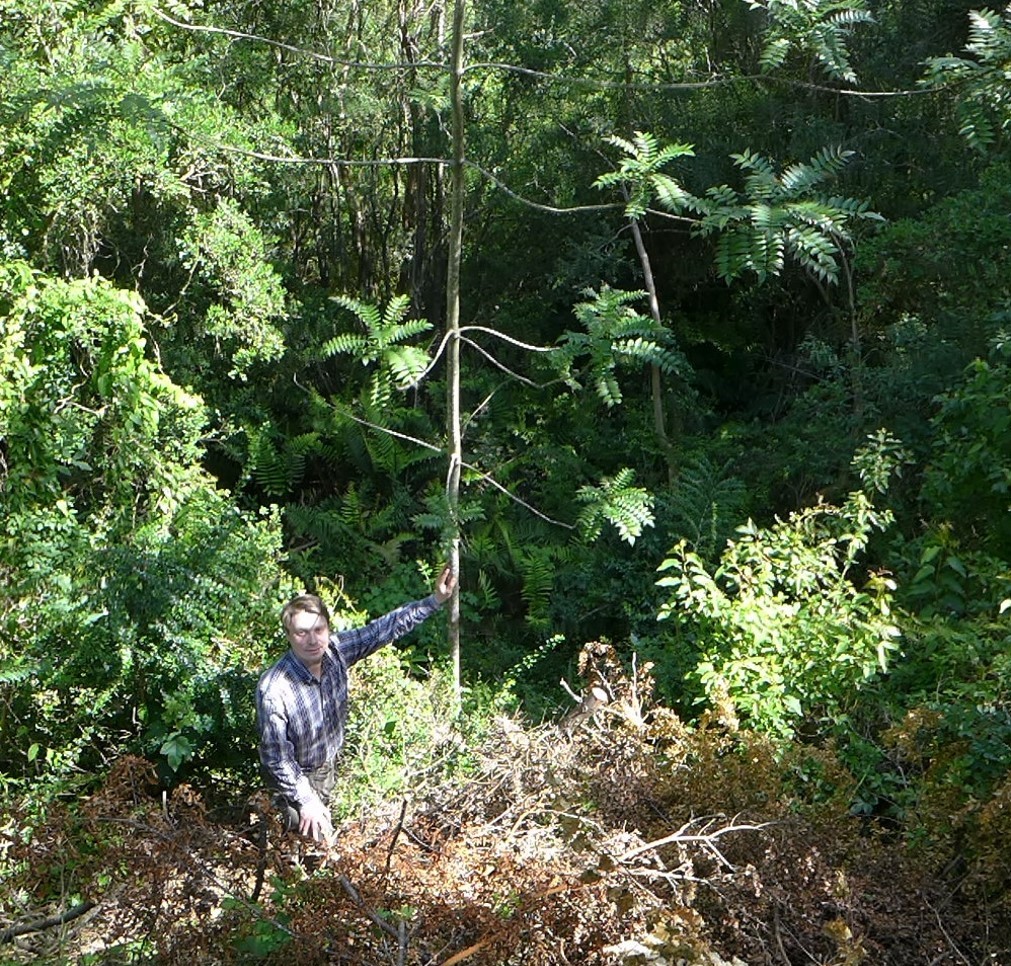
[0,902,97,943]
[150,10,943,100]
[459,337,542,386]
[151,7,443,72]
[295,383,575,529]
[618,818,775,863]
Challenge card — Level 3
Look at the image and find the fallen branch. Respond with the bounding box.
[441,936,492,965]
[384,799,408,878]
[0,901,97,943]
[619,818,774,863]
[338,875,401,941]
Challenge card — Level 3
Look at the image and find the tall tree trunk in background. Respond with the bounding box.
[445,0,466,703]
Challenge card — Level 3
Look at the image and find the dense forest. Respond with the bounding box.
[3,0,1011,962]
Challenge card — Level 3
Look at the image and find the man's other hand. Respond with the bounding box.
[298,796,334,844]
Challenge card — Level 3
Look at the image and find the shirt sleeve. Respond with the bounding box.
[256,688,317,806]
[335,594,442,667]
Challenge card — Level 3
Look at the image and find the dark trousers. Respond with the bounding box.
[270,757,337,839]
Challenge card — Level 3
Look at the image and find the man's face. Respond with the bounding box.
[286,609,330,671]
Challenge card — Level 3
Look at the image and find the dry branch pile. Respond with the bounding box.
[2,643,1006,964]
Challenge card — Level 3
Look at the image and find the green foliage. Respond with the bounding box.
[657,434,904,740]
[324,294,435,400]
[921,330,1011,556]
[665,452,751,562]
[0,263,294,785]
[852,427,911,495]
[857,162,1011,328]
[690,146,883,284]
[329,646,475,820]
[177,200,288,379]
[748,0,875,83]
[0,261,203,517]
[593,131,695,220]
[593,132,881,287]
[555,286,687,407]
[577,468,655,545]
[923,5,1011,151]
[246,427,319,497]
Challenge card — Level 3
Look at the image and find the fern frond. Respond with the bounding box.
[750,202,784,233]
[386,345,430,389]
[247,426,313,496]
[733,149,777,180]
[362,422,398,473]
[703,183,740,208]
[650,173,690,212]
[594,370,623,407]
[381,293,412,330]
[331,294,380,329]
[321,332,368,358]
[516,547,556,628]
[811,22,858,82]
[783,200,845,233]
[613,338,686,376]
[365,370,394,412]
[603,134,637,157]
[786,226,840,282]
[760,36,792,73]
[631,130,660,163]
[577,469,655,545]
[966,8,1003,56]
[827,8,874,28]
[958,98,997,149]
[338,483,363,525]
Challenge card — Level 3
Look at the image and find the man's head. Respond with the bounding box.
[282,594,331,672]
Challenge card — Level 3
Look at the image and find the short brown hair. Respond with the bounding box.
[281,594,331,633]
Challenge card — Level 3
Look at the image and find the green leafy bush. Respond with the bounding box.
[0,263,294,791]
[921,329,1011,556]
[656,435,903,740]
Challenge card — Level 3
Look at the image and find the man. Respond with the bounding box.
[256,566,456,843]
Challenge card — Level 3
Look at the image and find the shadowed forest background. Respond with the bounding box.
[3,0,1011,962]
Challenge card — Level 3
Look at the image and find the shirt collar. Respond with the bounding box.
[281,646,337,683]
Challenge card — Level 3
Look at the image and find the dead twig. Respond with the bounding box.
[0,902,97,943]
[338,874,401,941]
[618,818,775,864]
[384,799,408,878]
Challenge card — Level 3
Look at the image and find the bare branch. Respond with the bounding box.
[458,325,555,353]
[465,161,623,215]
[0,902,97,943]
[463,60,942,99]
[151,7,443,72]
[294,385,575,529]
[459,336,542,386]
[619,819,775,862]
[338,875,402,939]
[153,6,941,102]
[456,457,575,529]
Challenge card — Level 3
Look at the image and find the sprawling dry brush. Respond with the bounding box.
[2,644,1008,964]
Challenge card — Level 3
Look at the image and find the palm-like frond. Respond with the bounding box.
[697,147,880,284]
[750,0,873,84]
[577,468,655,545]
[323,293,434,406]
[594,132,694,219]
[559,287,686,405]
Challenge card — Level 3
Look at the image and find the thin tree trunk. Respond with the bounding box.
[629,217,676,483]
[445,0,466,703]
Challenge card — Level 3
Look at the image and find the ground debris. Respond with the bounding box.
[2,659,1006,964]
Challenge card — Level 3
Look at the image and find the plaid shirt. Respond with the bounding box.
[256,594,442,806]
